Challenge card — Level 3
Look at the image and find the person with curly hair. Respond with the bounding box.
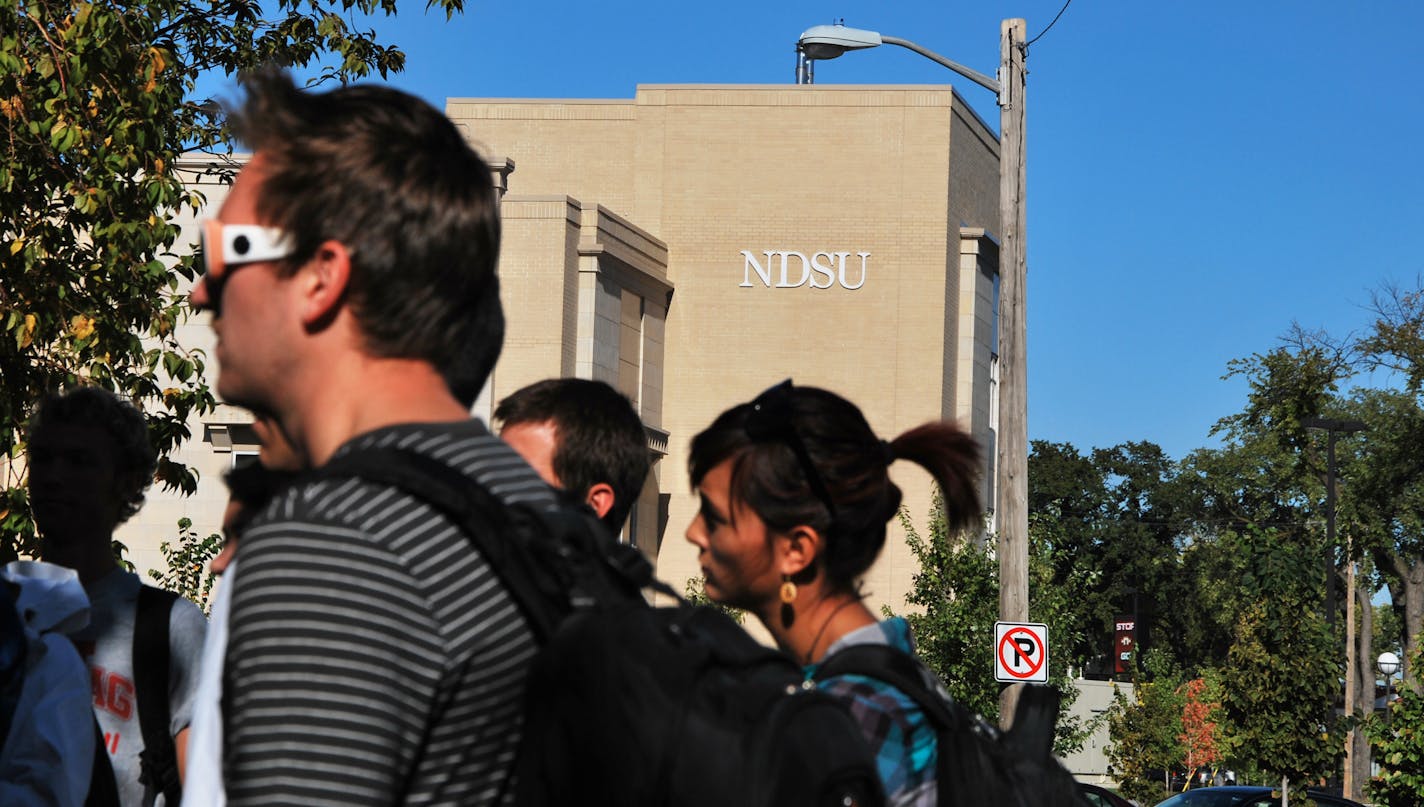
[28,386,206,806]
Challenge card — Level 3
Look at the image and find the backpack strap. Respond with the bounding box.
[314,445,660,641]
[133,585,181,805]
[317,447,566,637]
[86,714,121,807]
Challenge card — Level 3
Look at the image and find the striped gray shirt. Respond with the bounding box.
[222,420,554,806]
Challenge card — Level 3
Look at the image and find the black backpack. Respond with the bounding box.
[815,644,1089,807]
[316,446,885,807]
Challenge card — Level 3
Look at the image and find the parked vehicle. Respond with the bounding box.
[1080,782,1137,807]
[1153,785,1365,807]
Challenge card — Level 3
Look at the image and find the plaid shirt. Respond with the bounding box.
[807,617,938,807]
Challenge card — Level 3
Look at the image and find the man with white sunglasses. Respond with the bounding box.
[190,69,556,806]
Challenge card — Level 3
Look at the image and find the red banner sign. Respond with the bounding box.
[1114,617,1136,674]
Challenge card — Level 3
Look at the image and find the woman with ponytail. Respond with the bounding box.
[685,379,982,807]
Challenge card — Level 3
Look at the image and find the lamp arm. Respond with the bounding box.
[880,35,1001,94]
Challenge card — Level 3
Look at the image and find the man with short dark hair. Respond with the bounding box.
[190,69,555,805]
[27,386,206,807]
[494,378,651,534]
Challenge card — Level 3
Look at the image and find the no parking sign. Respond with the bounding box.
[994,621,1049,683]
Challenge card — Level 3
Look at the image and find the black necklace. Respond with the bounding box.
[804,598,860,665]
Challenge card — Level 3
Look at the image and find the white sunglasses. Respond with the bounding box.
[199,219,294,278]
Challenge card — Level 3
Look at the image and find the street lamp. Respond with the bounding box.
[1302,417,1366,629]
[795,25,1000,91]
[1379,651,1401,726]
[796,21,1031,725]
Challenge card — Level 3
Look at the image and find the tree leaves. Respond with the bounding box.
[1179,676,1224,774]
[1107,652,1187,804]
[1028,439,1198,676]
[1037,280,1424,794]
[1220,285,1424,690]
[0,0,463,557]
[1219,527,1340,795]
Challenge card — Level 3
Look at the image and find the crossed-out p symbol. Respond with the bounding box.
[994,622,1048,683]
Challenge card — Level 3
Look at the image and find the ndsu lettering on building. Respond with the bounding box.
[740,250,870,290]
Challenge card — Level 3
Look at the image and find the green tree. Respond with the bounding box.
[1337,387,1424,686]
[1377,599,1405,660]
[1173,528,1253,672]
[1106,651,1186,805]
[1181,339,1343,575]
[1189,310,1424,796]
[898,494,1095,755]
[147,517,221,613]
[1219,526,1340,800]
[1027,441,1110,669]
[1029,439,1201,677]
[1,0,464,561]
[1357,280,1424,394]
[1222,293,1424,690]
[899,496,999,718]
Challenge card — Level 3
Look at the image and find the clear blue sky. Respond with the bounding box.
[210,0,1424,460]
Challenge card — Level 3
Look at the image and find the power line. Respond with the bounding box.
[1026,0,1075,48]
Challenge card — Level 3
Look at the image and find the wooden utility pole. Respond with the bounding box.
[1344,559,1357,797]
[1351,566,1374,800]
[794,17,1031,724]
[996,16,1029,728]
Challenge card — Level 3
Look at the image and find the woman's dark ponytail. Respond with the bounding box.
[888,422,982,535]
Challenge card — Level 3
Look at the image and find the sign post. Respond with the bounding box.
[995,621,1048,684]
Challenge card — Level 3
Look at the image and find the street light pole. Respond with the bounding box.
[796,20,1030,726]
[1302,416,1365,630]
[1305,416,1366,797]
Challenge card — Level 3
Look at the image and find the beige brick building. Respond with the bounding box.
[452,82,1004,613]
[120,82,1002,621]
